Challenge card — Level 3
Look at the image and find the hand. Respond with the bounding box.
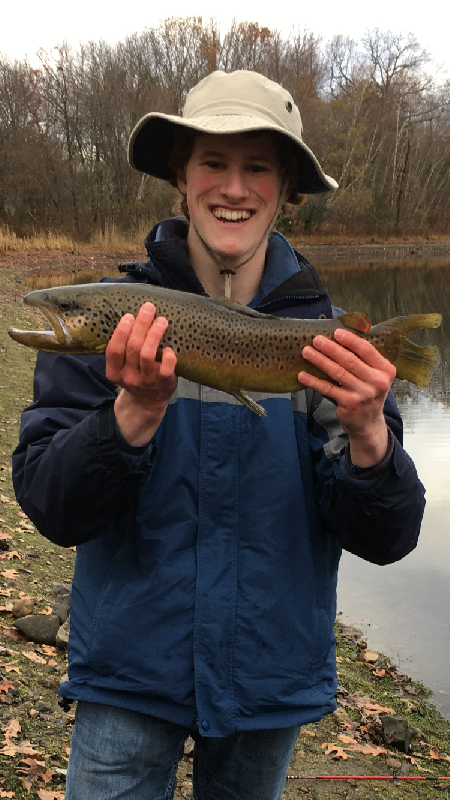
[105,302,177,446]
[299,328,396,467]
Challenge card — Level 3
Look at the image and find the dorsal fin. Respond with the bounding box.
[337,312,371,333]
[210,296,276,319]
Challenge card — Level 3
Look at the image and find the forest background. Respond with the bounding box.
[1,16,450,244]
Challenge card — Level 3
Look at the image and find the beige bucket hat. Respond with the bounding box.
[128,70,338,195]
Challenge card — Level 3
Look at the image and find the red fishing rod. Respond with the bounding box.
[286,774,450,782]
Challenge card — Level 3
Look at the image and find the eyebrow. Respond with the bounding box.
[197,148,274,162]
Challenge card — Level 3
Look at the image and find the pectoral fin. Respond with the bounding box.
[231,391,267,417]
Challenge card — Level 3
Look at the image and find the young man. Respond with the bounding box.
[12,71,425,800]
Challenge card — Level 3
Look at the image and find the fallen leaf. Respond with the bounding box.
[338,734,358,744]
[0,569,18,580]
[41,645,57,656]
[0,740,41,757]
[0,677,14,694]
[37,791,65,800]
[0,531,12,541]
[0,791,15,798]
[373,668,386,677]
[0,496,17,506]
[0,663,20,674]
[17,758,54,791]
[348,743,388,756]
[322,743,353,760]
[363,702,395,717]
[4,718,21,739]
[0,604,13,612]
[47,658,58,667]
[21,651,47,665]
[39,606,53,615]
[1,625,24,641]
[0,552,21,561]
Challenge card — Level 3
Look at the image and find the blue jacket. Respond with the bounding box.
[12,220,425,737]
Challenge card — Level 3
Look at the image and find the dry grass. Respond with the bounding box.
[0,224,147,255]
[2,225,450,256]
[0,226,76,253]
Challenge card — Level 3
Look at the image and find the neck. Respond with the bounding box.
[186,226,267,304]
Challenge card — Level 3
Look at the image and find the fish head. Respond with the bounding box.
[9,284,120,354]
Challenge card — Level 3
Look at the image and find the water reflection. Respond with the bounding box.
[319,259,450,720]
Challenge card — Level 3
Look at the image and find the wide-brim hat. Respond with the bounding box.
[128,70,338,195]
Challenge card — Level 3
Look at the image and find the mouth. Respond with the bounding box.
[24,296,71,345]
[212,207,254,223]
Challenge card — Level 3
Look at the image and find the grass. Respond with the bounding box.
[2,225,450,256]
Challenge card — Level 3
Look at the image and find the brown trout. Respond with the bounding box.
[8,282,441,416]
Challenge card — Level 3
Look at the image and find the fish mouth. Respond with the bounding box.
[8,295,74,352]
[24,295,72,345]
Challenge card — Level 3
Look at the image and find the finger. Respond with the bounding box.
[124,303,157,366]
[105,313,135,375]
[159,347,178,379]
[298,369,347,404]
[303,336,395,391]
[138,317,170,370]
[333,327,397,374]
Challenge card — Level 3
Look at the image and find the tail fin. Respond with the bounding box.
[395,340,439,388]
[375,313,441,388]
[387,313,442,336]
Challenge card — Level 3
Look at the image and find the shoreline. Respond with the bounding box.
[294,239,450,266]
[1,239,450,277]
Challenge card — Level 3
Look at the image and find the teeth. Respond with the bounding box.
[213,208,251,221]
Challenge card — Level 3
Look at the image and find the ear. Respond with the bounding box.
[177,170,187,194]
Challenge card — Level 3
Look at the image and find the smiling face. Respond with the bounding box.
[177,132,283,276]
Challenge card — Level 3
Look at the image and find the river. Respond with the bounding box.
[318,257,450,722]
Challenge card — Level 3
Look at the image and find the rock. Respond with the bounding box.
[52,587,71,623]
[11,596,35,618]
[52,582,72,596]
[14,614,61,645]
[355,649,379,663]
[381,715,411,753]
[184,736,195,757]
[56,617,70,649]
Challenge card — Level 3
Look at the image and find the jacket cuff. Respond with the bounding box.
[97,402,155,470]
[344,426,395,481]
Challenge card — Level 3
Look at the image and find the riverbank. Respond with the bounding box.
[293,239,450,267]
[1,261,450,798]
[1,238,450,281]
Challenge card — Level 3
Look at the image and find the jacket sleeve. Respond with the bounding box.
[12,351,154,547]
[309,389,425,565]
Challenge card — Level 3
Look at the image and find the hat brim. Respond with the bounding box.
[128,113,338,195]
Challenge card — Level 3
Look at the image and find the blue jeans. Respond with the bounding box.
[65,702,300,800]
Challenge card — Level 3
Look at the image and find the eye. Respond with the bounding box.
[249,164,270,174]
[204,160,223,170]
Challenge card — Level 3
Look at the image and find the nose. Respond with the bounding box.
[220,167,249,201]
